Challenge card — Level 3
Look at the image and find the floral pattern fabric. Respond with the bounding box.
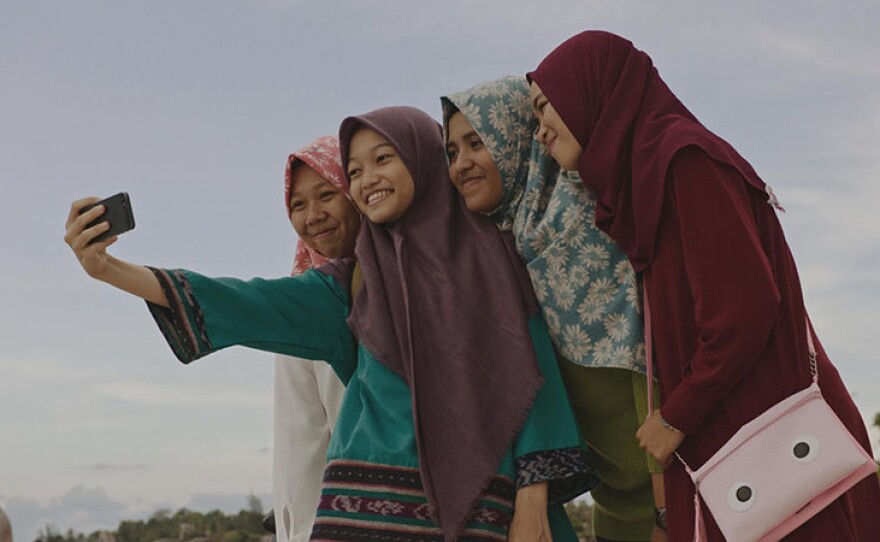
[442,77,645,372]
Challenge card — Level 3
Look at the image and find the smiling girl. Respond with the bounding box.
[442,77,663,542]
[526,30,880,541]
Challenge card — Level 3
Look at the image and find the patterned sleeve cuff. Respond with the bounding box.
[515,447,599,505]
[146,267,213,364]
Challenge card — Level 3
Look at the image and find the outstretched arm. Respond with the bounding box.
[64,197,167,307]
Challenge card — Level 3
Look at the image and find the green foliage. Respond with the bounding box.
[35,499,268,542]
[246,495,264,516]
[35,525,94,542]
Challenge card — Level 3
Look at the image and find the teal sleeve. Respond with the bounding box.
[513,315,599,504]
[146,267,358,383]
[548,504,579,542]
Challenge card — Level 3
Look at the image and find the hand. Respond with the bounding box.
[508,483,552,542]
[636,411,686,466]
[651,525,668,542]
[64,197,119,279]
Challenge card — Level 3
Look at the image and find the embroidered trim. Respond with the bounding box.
[515,447,598,504]
[323,460,515,504]
[315,460,513,541]
[175,270,211,349]
[146,267,212,363]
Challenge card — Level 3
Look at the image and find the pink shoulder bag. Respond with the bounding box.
[644,288,876,542]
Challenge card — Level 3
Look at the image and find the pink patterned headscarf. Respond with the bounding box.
[284,135,354,276]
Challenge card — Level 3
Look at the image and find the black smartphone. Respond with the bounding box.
[80,192,136,244]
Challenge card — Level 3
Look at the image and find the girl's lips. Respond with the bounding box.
[313,227,337,240]
[460,176,484,191]
[365,189,393,206]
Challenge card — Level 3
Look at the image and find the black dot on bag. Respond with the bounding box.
[736,485,753,502]
[793,441,811,459]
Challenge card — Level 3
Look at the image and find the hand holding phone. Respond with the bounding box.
[78,192,136,244]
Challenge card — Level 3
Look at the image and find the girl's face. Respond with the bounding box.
[288,163,360,259]
[530,82,583,171]
[445,112,504,213]
[347,127,415,224]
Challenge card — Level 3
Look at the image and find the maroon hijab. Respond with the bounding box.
[327,106,543,541]
[528,30,777,271]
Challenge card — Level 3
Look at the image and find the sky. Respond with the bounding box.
[2,0,879,539]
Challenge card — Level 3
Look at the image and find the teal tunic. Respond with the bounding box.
[147,267,595,541]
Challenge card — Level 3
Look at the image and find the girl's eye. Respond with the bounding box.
[376,153,392,164]
[320,190,337,201]
[290,200,305,212]
[469,138,483,150]
[348,168,362,178]
[446,148,459,161]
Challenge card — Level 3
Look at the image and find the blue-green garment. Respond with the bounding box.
[147,267,596,542]
[442,77,645,374]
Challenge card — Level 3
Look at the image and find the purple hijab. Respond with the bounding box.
[528,31,777,272]
[324,106,543,541]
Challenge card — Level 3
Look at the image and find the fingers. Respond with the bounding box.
[636,415,677,465]
[66,197,101,229]
[68,220,111,256]
[643,436,671,464]
[64,204,107,248]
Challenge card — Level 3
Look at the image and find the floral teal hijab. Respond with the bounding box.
[442,76,646,372]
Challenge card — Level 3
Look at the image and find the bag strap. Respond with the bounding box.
[805,319,819,383]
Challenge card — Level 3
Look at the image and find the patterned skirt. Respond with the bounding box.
[310,459,516,541]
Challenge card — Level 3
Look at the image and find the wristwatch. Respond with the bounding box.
[654,506,667,530]
[660,415,680,433]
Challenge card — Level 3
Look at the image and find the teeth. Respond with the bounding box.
[367,190,391,204]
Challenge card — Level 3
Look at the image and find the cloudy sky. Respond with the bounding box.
[2,1,879,539]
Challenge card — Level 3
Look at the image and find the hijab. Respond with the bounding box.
[325,106,543,541]
[442,77,645,372]
[527,30,782,272]
[284,135,353,276]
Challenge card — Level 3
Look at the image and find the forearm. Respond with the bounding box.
[515,481,548,510]
[97,256,168,307]
[651,473,665,507]
[509,482,552,541]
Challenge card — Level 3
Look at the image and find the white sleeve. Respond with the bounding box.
[272,354,344,542]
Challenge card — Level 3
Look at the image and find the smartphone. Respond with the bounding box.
[80,192,136,244]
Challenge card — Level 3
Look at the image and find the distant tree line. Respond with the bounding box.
[34,496,266,542]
